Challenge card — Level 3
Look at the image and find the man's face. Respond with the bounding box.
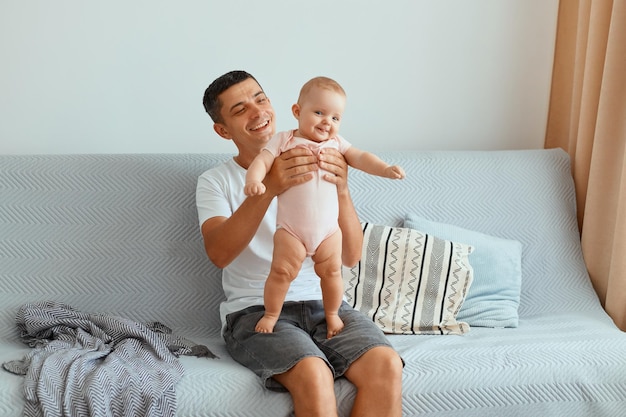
[213,78,276,150]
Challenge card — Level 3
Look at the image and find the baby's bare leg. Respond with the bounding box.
[256,229,307,333]
[312,229,344,339]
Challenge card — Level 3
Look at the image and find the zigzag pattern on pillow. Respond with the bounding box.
[343,223,474,335]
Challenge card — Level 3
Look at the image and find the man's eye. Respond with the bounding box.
[315,111,323,116]
[333,117,340,122]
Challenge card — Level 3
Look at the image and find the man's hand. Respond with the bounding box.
[318,148,349,192]
[264,147,318,196]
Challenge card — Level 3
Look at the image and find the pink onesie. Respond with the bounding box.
[264,130,352,256]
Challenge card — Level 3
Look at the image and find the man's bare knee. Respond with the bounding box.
[346,346,403,389]
[342,347,403,417]
[273,357,338,417]
[274,357,333,391]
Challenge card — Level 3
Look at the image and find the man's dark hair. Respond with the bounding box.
[202,70,260,123]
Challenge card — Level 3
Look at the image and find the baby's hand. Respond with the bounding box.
[244,182,266,196]
[385,165,406,179]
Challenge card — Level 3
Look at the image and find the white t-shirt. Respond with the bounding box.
[196,158,322,329]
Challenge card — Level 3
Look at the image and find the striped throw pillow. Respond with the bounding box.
[343,223,474,335]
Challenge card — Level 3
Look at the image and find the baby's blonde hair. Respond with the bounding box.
[297,76,346,104]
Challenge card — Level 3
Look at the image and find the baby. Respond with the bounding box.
[245,76,405,338]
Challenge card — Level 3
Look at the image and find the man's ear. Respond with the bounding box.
[213,123,231,140]
[291,103,301,120]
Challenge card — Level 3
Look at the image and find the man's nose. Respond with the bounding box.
[250,102,265,118]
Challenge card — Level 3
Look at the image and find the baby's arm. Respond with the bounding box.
[244,149,275,196]
[343,147,405,179]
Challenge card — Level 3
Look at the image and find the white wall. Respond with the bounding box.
[0,1,558,155]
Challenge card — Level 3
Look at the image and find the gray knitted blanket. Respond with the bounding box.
[2,301,216,417]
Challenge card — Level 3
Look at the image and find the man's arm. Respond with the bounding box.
[318,148,363,268]
[201,193,273,269]
[201,148,318,268]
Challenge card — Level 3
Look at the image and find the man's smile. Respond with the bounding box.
[250,119,270,131]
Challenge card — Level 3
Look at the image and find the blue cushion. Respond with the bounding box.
[404,214,522,328]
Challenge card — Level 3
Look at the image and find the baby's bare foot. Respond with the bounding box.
[326,314,344,339]
[255,315,278,333]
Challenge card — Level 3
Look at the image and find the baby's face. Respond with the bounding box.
[293,88,346,143]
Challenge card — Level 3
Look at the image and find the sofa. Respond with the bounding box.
[1,149,626,416]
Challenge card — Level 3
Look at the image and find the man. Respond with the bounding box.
[197,70,403,417]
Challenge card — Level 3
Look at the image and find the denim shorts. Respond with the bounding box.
[223,300,394,391]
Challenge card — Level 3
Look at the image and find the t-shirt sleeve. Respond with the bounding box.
[196,171,232,228]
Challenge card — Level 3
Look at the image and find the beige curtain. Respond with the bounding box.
[545,0,626,331]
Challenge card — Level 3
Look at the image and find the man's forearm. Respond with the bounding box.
[202,192,274,268]
[337,187,363,268]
